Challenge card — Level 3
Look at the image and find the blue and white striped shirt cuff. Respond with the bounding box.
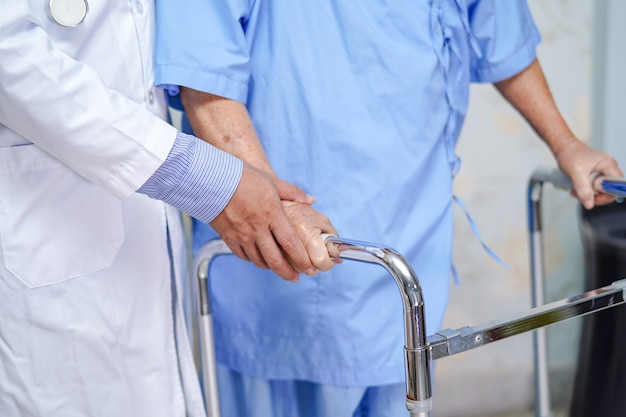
[138,131,243,224]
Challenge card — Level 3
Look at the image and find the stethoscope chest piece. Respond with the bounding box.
[49,0,88,27]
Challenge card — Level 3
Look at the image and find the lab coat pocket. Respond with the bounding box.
[0,144,125,288]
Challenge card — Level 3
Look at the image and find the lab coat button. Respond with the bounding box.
[148,90,154,105]
[135,1,144,14]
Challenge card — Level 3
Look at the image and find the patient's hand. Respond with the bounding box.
[282,201,341,274]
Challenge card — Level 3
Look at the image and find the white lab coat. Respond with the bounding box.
[0,2,205,416]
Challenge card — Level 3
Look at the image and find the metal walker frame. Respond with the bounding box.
[192,168,626,417]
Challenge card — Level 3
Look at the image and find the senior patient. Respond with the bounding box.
[155,1,622,416]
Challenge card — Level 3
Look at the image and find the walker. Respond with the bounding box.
[191,168,626,417]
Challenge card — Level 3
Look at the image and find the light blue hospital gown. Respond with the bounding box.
[155,0,540,404]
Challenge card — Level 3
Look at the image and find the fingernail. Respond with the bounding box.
[305,268,317,276]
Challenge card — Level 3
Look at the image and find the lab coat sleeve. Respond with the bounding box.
[154,0,251,103]
[467,0,542,83]
[0,3,177,199]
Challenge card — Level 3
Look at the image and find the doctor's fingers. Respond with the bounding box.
[264,211,320,280]
[226,235,305,282]
[209,164,312,281]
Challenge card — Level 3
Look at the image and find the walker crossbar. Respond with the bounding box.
[428,279,626,360]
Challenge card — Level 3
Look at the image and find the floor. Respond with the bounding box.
[485,407,567,417]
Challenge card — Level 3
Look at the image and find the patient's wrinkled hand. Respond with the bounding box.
[282,201,341,274]
[554,137,623,209]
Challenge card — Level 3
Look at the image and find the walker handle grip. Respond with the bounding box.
[531,167,626,198]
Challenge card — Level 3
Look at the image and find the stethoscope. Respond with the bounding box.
[48,0,89,27]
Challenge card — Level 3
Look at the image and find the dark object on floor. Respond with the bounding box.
[570,202,626,417]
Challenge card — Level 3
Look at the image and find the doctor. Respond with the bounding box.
[0,1,337,416]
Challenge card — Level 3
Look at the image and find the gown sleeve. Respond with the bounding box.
[154,0,252,103]
[467,0,542,83]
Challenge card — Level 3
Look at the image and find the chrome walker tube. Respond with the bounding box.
[193,237,433,417]
[193,169,626,417]
[527,168,626,417]
[527,168,571,417]
[193,239,231,417]
[320,238,432,416]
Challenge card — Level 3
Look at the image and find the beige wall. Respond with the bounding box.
[434,1,593,415]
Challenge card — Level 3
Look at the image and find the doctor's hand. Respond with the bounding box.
[553,135,623,209]
[209,163,317,282]
[281,201,341,274]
